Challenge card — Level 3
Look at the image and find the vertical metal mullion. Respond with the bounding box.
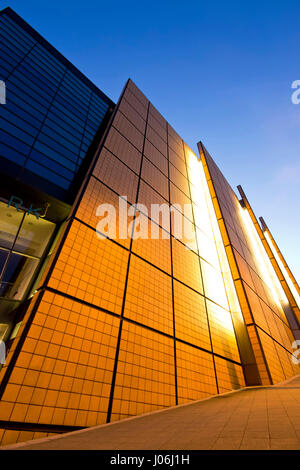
[166,123,178,406]
[0,211,26,284]
[21,66,68,172]
[106,94,150,423]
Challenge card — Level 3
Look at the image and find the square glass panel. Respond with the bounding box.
[14,214,56,257]
[0,201,24,249]
[0,247,9,275]
[0,252,39,300]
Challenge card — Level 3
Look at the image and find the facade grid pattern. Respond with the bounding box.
[0,9,299,446]
[0,80,246,445]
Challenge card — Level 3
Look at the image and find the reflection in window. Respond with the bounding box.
[0,248,9,275]
[0,200,56,305]
[0,202,24,249]
[14,214,55,257]
[0,253,39,300]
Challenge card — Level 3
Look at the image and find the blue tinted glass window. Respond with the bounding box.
[42,125,80,154]
[0,59,13,78]
[0,27,33,53]
[6,99,43,129]
[0,11,112,194]
[16,64,57,98]
[54,94,87,122]
[8,89,45,121]
[46,110,82,136]
[89,108,107,123]
[11,71,53,104]
[0,105,39,136]
[0,137,26,165]
[29,149,74,180]
[0,118,36,147]
[80,143,89,153]
[0,128,31,154]
[34,44,65,74]
[1,15,36,46]
[64,71,91,99]
[36,134,78,164]
[8,77,50,110]
[44,116,82,145]
[30,48,65,78]
[58,86,90,113]
[23,56,61,87]
[0,141,27,166]
[0,43,22,64]
[85,120,99,133]
[33,141,77,172]
[25,159,71,189]
[50,101,86,130]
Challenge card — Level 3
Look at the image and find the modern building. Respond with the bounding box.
[0,7,114,339]
[0,7,299,446]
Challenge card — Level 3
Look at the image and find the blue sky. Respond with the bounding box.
[4,0,300,280]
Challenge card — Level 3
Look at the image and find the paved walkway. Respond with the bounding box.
[3,375,300,450]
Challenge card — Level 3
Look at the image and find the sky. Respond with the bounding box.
[3,0,300,280]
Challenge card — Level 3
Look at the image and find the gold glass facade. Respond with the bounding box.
[0,80,299,447]
[198,143,300,386]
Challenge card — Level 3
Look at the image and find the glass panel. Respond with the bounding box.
[201,259,229,310]
[14,214,56,257]
[0,247,9,274]
[0,201,24,249]
[0,252,39,300]
[0,323,8,342]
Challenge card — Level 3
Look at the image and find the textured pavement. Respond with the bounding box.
[3,375,300,450]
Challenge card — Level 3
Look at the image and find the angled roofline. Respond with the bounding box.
[0,6,115,108]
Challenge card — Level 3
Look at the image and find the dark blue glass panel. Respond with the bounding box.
[0,107,38,137]
[25,159,71,189]
[0,141,27,165]
[35,136,77,167]
[55,96,87,122]
[1,14,35,46]
[0,43,22,64]
[12,70,53,104]
[8,89,45,121]
[46,110,83,136]
[0,28,33,54]
[0,10,112,195]
[30,48,65,78]
[0,120,35,147]
[43,116,82,146]
[8,76,51,110]
[29,149,74,180]
[0,60,12,78]
[23,56,61,87]
[49,104,85,132]
[42,125,80,154]
[6,100,43,129]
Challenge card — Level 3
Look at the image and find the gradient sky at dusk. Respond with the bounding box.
[4,0,300,280]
